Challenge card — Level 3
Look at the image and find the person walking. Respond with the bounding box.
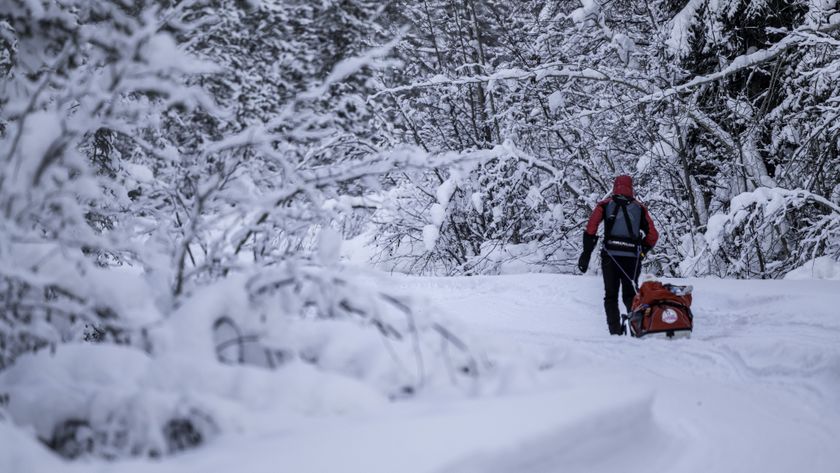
[577,175,659,335]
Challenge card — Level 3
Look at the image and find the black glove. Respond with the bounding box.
[640,244,652,259]
[578,233,599,273]
[578,252,591,273]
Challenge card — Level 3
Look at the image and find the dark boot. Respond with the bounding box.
[604,299,623,334]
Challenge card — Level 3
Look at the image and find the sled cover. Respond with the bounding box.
[626,281,693,338]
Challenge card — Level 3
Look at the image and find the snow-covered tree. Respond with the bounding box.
[368,0,840,278]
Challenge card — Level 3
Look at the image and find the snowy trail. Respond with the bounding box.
[7,274,840,473]
[406,274,840,407]
[381,274,840,473]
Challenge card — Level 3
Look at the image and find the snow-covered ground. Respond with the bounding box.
[3,273,839,473]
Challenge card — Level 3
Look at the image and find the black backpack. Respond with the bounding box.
[602,196,642,257]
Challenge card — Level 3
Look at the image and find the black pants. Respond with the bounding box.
[601,252,641,334]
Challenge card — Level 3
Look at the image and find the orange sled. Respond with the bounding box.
[622,281,693,339]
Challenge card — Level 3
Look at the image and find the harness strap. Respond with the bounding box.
[604,249,640,293]
[619,201,642,248]
[603,201,619,239]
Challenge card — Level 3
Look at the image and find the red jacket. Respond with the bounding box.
[585,176,658,248]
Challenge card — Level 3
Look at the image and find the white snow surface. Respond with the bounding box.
[2,273,839,473]
[785,256,840,280]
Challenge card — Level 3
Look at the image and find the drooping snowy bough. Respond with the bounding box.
[0,0,482,460]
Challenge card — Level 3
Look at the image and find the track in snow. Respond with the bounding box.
[390,273,840,473]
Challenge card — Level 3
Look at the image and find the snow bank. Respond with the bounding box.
[0,419,66,473]
[0,341,388,460]
[0,344,205,458]
[784,256,840,280]
[437,390,668,473]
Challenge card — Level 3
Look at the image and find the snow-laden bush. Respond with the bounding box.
[1,344,217,459]
[0,0,207,370]
[370,144,575,275]
[0,0,484,461]
[0,266,481,459]
[686,188,840,278]
[165,269,481,397]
